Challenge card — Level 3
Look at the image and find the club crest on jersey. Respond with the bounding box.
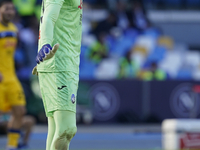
[71,94,76,104]
[78,0,83,9]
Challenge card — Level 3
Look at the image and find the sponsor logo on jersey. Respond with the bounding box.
[58,85,67,90]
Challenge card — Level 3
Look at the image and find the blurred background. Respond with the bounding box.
[1,0,200,149]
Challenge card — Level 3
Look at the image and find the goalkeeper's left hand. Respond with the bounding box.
[32,43,59,75]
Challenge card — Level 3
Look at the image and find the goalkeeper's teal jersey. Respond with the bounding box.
[37,0,83,73]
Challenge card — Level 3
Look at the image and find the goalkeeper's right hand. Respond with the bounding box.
[32,43,59,75]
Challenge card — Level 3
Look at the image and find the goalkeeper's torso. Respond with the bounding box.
[37,0,83,73]
[0,22,18,82]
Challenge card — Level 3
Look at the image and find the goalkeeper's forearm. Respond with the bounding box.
[40,0,64,46]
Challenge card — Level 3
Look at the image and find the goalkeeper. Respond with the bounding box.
[32,0,83,149]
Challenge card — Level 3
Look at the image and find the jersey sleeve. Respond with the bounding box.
[40,0,64,47]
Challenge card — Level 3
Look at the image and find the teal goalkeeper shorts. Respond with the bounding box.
[38,72,79,117]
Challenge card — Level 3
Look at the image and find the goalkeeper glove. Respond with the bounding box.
[32,43,59,75]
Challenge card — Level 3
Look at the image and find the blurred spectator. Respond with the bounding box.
[116,0,130,30]
[88,32,109,64]
[137,61,167,80]
[157,36,174,50]
[92,10,117,37]
[13,0,36,16]
[126,0,150,31]
[13,0,41,27]
[118,50,139,78]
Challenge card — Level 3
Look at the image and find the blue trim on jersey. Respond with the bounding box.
[0,31,17,38]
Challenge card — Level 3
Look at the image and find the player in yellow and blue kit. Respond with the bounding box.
[32,0,83,149]
[0,0,26,149]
